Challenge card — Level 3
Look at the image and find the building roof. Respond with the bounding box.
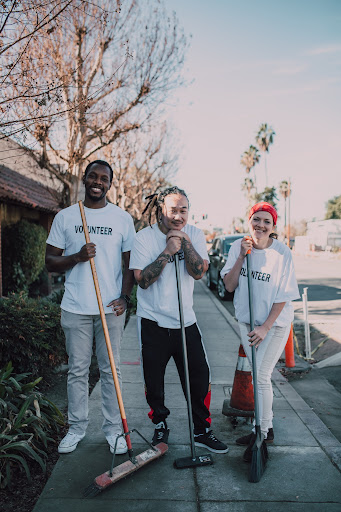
[0,164,61,213]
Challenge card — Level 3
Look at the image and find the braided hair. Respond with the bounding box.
[143,186,189,227]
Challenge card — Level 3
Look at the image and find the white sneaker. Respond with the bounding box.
[58,432,85,454]
[106,434,128,454]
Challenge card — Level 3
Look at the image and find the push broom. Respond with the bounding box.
[173,252,213,469]
[246,248,268,483]
[78,201,168,497]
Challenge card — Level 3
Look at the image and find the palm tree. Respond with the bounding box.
[242,176,256,209]
[255,123,275,185]
[240,145,261,190]
[279,180,289,229]
[279,179,291,245]
[254,186,278,209]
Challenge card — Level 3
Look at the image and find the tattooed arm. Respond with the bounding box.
[167,230,208,280]
[182,238,208,280]
[134,236,182,289]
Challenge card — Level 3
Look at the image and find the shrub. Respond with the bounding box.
[129,284,137,315]
[2,220,47,295]
[125,284,137,326]
[29,267,50,298]
[0,293,66,381]
[0,362,64,489]
[49,286,65,305]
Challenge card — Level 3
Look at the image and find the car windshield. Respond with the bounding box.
[222,236,243,254]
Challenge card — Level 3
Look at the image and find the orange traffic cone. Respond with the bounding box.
[285,324,295,368]
[222,344,254,426]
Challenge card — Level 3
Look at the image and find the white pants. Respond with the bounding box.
[61,310,125,436]
[239,322,291,437]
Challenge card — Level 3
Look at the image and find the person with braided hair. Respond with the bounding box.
[129,186,228,453]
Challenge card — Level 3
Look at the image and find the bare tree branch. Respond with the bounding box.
[1,0,187,206]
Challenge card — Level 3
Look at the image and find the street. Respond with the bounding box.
[292,253,341,355]
[291,253,341,365]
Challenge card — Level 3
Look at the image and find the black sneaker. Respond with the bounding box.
[194,430,229,454]
[236,428,274,446]
[266,427,274,443]
[152,421,169,446]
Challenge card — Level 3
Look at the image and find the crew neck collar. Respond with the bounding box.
[83,202,109,212]
[252,238,275,251]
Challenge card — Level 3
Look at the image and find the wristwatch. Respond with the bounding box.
[120,294,130,306]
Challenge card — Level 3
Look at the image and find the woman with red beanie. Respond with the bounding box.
[220,202,300,462]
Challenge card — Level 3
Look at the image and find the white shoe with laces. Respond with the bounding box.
[106,433,128,454]
[58,432,85,454]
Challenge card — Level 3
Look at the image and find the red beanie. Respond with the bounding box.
[249,202,278,226]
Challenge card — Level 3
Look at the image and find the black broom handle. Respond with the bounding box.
[246,252,261,429]
[174,253,197,461]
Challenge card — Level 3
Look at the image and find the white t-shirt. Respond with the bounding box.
[220,238,300,327]
[46,203,136,315]
[129,223,209,328]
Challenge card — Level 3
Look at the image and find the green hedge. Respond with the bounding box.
[0,362,64,489]
[0,293,66,381]
[2,220,47,295]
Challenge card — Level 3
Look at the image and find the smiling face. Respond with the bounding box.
[159,194,189,233]
[249,210,274,243]
[83,163,112,205]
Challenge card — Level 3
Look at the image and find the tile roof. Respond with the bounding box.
[0,165,61,213]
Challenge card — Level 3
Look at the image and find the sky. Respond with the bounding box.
[163,0,341,232]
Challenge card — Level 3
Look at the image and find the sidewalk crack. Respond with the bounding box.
[193,467,201,512]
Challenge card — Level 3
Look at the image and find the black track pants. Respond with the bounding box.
[140,318,211,433]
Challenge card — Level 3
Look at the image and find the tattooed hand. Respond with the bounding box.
[165,235,182,255]
[166,230,191,244]
[167,230,206,279]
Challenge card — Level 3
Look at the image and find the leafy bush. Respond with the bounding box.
[2,220,47,295]
[129,284,137,315]
[28,267,50,298]
[49,286,65,305]
[0,293,66,381]
[125,284,137,326]
[0,362,64,489]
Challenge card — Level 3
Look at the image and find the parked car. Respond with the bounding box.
[206,234,247,300]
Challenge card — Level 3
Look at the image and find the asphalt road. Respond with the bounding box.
[292,252,341,320]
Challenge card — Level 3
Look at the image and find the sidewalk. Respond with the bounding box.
[33,281,341,511]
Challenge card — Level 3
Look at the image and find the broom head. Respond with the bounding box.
[174,453,213,469]
[248,428,268,483]
[84,442,168,497]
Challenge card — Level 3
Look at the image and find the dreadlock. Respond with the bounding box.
[143,186,189,227]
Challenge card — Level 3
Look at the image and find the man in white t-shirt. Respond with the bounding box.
[45,160,135,455]
[129,186,228,454]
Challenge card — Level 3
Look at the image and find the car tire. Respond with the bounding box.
[206,270,216,290]
[217,276,233,301]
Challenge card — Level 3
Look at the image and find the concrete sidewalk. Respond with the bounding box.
[34,281,341,511]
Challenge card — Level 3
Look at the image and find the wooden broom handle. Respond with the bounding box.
[78,201,130,437]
